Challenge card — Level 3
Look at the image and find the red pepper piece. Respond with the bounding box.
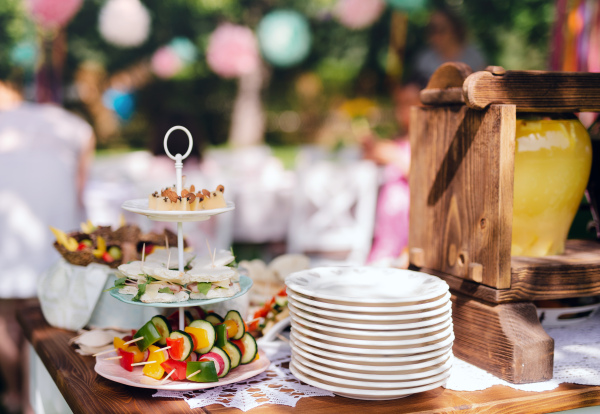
[277,287,287,297]
[117,348,135,372]
[160,359,187,381]
[166,337,184,360]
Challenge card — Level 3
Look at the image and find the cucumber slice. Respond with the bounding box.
[208,347,231,378]
[205,313,224,326]
[239,333,258,364]
[188,320,216,355]
[273,296,288,311]
[169,330,194,361]
[151,315,171,346]
[224,310,246,340]
[221,341,241,369]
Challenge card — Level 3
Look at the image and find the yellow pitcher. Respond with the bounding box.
[512,115,592,257]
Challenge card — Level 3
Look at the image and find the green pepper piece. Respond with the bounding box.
[186,361,218,382]
[215,324,227,348]
[134,321,162,352]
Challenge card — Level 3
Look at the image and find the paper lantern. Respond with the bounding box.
[10,41,38,71]
[206,23,260,78]
[334,0,386,30]
[386,0,427,13]
[169,37,197,64]
[99,0,151,48]
[151,46,183,79]
[257,10,311,68]
[102,89,135,121]
[27,0,82,28]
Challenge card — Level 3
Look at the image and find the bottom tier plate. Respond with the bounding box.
[109,275,253,308]
[95,350,269,391]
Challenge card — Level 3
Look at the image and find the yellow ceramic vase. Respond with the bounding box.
[511,116,592,257]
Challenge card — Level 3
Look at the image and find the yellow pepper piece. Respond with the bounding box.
[185,326,209,350]
[126,346,144,363]
[143,345,166,380]
[223,320,238,339]
[93,236,106,258]
[113,337,128,351]
[254,353,259,361]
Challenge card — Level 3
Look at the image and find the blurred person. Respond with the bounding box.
[0,76,94,413]
[363,83,420,265]
[414,8,486,87]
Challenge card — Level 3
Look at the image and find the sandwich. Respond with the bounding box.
[144,247,195,270]
[186,266,241,299]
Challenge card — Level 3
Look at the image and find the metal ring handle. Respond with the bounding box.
[163,126,193,161]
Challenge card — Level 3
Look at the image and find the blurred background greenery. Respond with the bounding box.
[0,0,555,152]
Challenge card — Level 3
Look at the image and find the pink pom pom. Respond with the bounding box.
[207,23,260,78]
[335,0,386,30]
[151,46,183,79]
[27,0,83,28]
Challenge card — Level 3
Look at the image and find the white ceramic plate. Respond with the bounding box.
[121,199,235,222]
[94,350,269,390]
[291,340,452,373]
[285,267,448,304]
[289,363,448,400]
[287,289,451,314]
[292,356,451,389]
[291,328,455,356]
[109,276,252,308]
[288,302,452,331]
[291,319,453,347]
[291,321,453,349]
[292,351,452,381]
[290,312,452,339]
[290,362,448,400]
[290,332,453,364]
[288,296,452,321]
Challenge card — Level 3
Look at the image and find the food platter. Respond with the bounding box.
[109,275,253,308]
[95,351,269,391]
[121,199,235,222]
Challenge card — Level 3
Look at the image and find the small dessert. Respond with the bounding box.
[147,185,227,211]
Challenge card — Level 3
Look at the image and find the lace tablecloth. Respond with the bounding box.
[446,311,600,392]
[153,346,334,411]
[154,312,600,411]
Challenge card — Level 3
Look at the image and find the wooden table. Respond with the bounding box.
[19,305,600,414]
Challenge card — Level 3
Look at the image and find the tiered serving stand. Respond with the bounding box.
[96,126,265,390]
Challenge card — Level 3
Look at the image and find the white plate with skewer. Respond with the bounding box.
[94,350,269,390]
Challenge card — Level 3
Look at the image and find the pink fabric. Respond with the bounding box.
[367,140,410,263]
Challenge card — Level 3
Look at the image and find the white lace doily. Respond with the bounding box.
[446,311,600,392]
[153,347,334,411]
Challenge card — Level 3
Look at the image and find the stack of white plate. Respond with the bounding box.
[285,266,453,400]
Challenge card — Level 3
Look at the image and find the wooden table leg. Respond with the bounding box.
[450,291,554,383]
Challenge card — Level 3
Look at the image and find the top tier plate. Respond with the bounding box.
[285,267,448,305]
[122,199,235,222]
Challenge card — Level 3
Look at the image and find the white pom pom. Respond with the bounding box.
[99,0,151,48]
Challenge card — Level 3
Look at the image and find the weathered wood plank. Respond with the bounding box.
[409,104,515,289]
[463,70,600,112]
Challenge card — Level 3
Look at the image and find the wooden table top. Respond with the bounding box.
[18,304,600,414]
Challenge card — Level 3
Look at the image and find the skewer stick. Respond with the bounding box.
[276,334,290,344]
[161,369,176,384]
[142,242,146,263]
[167,249,171,270]
[131,361,156,366]
[103,356,122,361]
[93,348,117,357]
[122,336,144,346]
[154,346,171,353]
[205,239,214,267]
[213,248,216,266]
[186,369,202,379]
